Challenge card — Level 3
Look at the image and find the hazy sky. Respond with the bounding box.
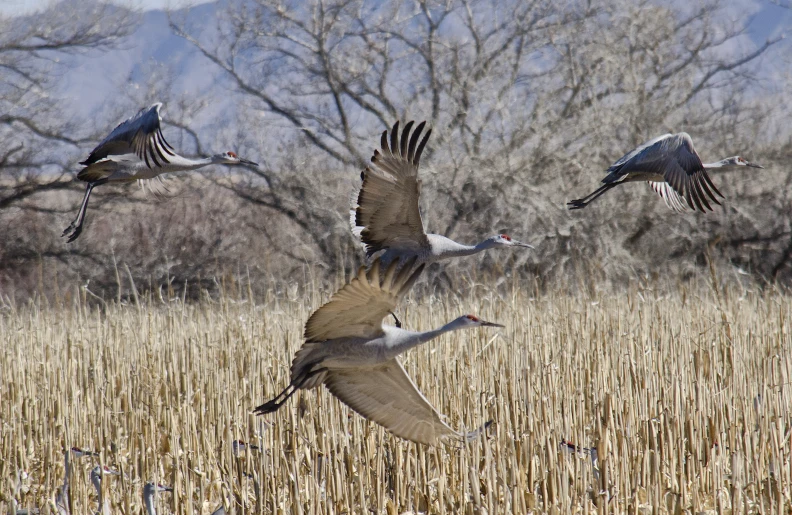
[0,0,211,16]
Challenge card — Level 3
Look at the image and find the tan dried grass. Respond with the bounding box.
[1,278,790,514]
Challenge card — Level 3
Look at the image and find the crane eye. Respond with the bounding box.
[228,151,237,158]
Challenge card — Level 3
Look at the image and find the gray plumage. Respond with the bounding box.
[143,482,172,515]
[350,120,532,267]
[255,257,500,445]
[568,132,763,212]
[90,466,119,515]
[62,102,257,242]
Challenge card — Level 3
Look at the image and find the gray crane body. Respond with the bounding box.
[569,132,763,212]
[63,102,256,242]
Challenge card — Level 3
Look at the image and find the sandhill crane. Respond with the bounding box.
[90,465,120,515]
[54,449,71,515]
[350,121,532,268]
[568,133,763,212]
[560,439,600,481]
[143,483,173,515]
[62,102,257,242]
[254,257,500,445]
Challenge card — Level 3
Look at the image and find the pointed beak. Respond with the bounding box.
[479,320,505,328]
[746,162,764,169]
[160,485,174,492]
[513,240,534,249]
[239,158,258,167]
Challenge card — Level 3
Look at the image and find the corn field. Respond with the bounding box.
[2,276,791,514]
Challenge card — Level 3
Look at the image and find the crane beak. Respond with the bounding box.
[513,240,534,249]
[479,320,505,328]
[239,158,258,167]
[746,162,764,169]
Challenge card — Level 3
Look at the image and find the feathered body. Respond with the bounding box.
[350,121,532,268]
[255,257,501,445]
[63,102,256,242]
[569,132,763,212]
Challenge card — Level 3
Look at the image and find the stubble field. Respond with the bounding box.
[2,276,790,514]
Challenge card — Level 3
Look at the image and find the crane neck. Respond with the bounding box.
[387,318,469,357]
[90,473,102,512]
[144,493,156,515]
[430,236,493,259]
[166,155,214,170]
[702,159,736,170]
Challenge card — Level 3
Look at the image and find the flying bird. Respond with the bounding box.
[62,102,257,242]
[568,133,763,212]
[254,257,499,445]
[350,121,532,267]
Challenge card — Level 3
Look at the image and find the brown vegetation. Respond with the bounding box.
[2,279,790,513]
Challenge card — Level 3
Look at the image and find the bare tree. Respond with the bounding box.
[169,0,789,285]
[0,2,137,295]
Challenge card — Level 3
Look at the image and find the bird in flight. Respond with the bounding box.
[63,102,257,242]
[255,257,500,445]
[351,120,532,268]
[568,132,763,212]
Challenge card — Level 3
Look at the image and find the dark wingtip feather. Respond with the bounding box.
[380,130,390,154]
[414,128,431,166]
[400,120,414,157]
[407,121,426,164]
[390,120,400,156]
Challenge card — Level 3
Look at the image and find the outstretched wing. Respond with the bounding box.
[353,121,431,257]
[324,358,460,445]
[661,133,723,212]
[81,103,176,169]
[303,257,424,342]
[610,133,723,212]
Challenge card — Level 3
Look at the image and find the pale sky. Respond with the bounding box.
[0,0,211,17]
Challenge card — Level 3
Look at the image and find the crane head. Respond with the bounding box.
[212,151,258,167]
[724,156,764,169]
[458,314,504,328]
[489,234,534,249]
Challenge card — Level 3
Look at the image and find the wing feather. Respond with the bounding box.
[303,257,423,342]
[610,133,723,212]
[647,182,687,212]
[324,359,460,445]
[354,121,431,257]
[80,103,173,169]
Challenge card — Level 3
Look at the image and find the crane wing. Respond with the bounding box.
[304,257,424,342]
[647,181,688,212]
[609,133,723,212]
[80,103,176,169]
[661,133,724,212]
[324,358,461,445]
[606,133,674,176]
[353,121,431,258]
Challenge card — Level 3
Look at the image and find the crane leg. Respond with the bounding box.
[254,363,327,415]
[62,179,107,243]
[567,183,618,210]
[390,311,402,328]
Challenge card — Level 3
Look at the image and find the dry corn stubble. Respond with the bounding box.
[1,279,790,514]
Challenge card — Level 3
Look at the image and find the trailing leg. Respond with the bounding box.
[254,363,327,415]
[62,179,107,242]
